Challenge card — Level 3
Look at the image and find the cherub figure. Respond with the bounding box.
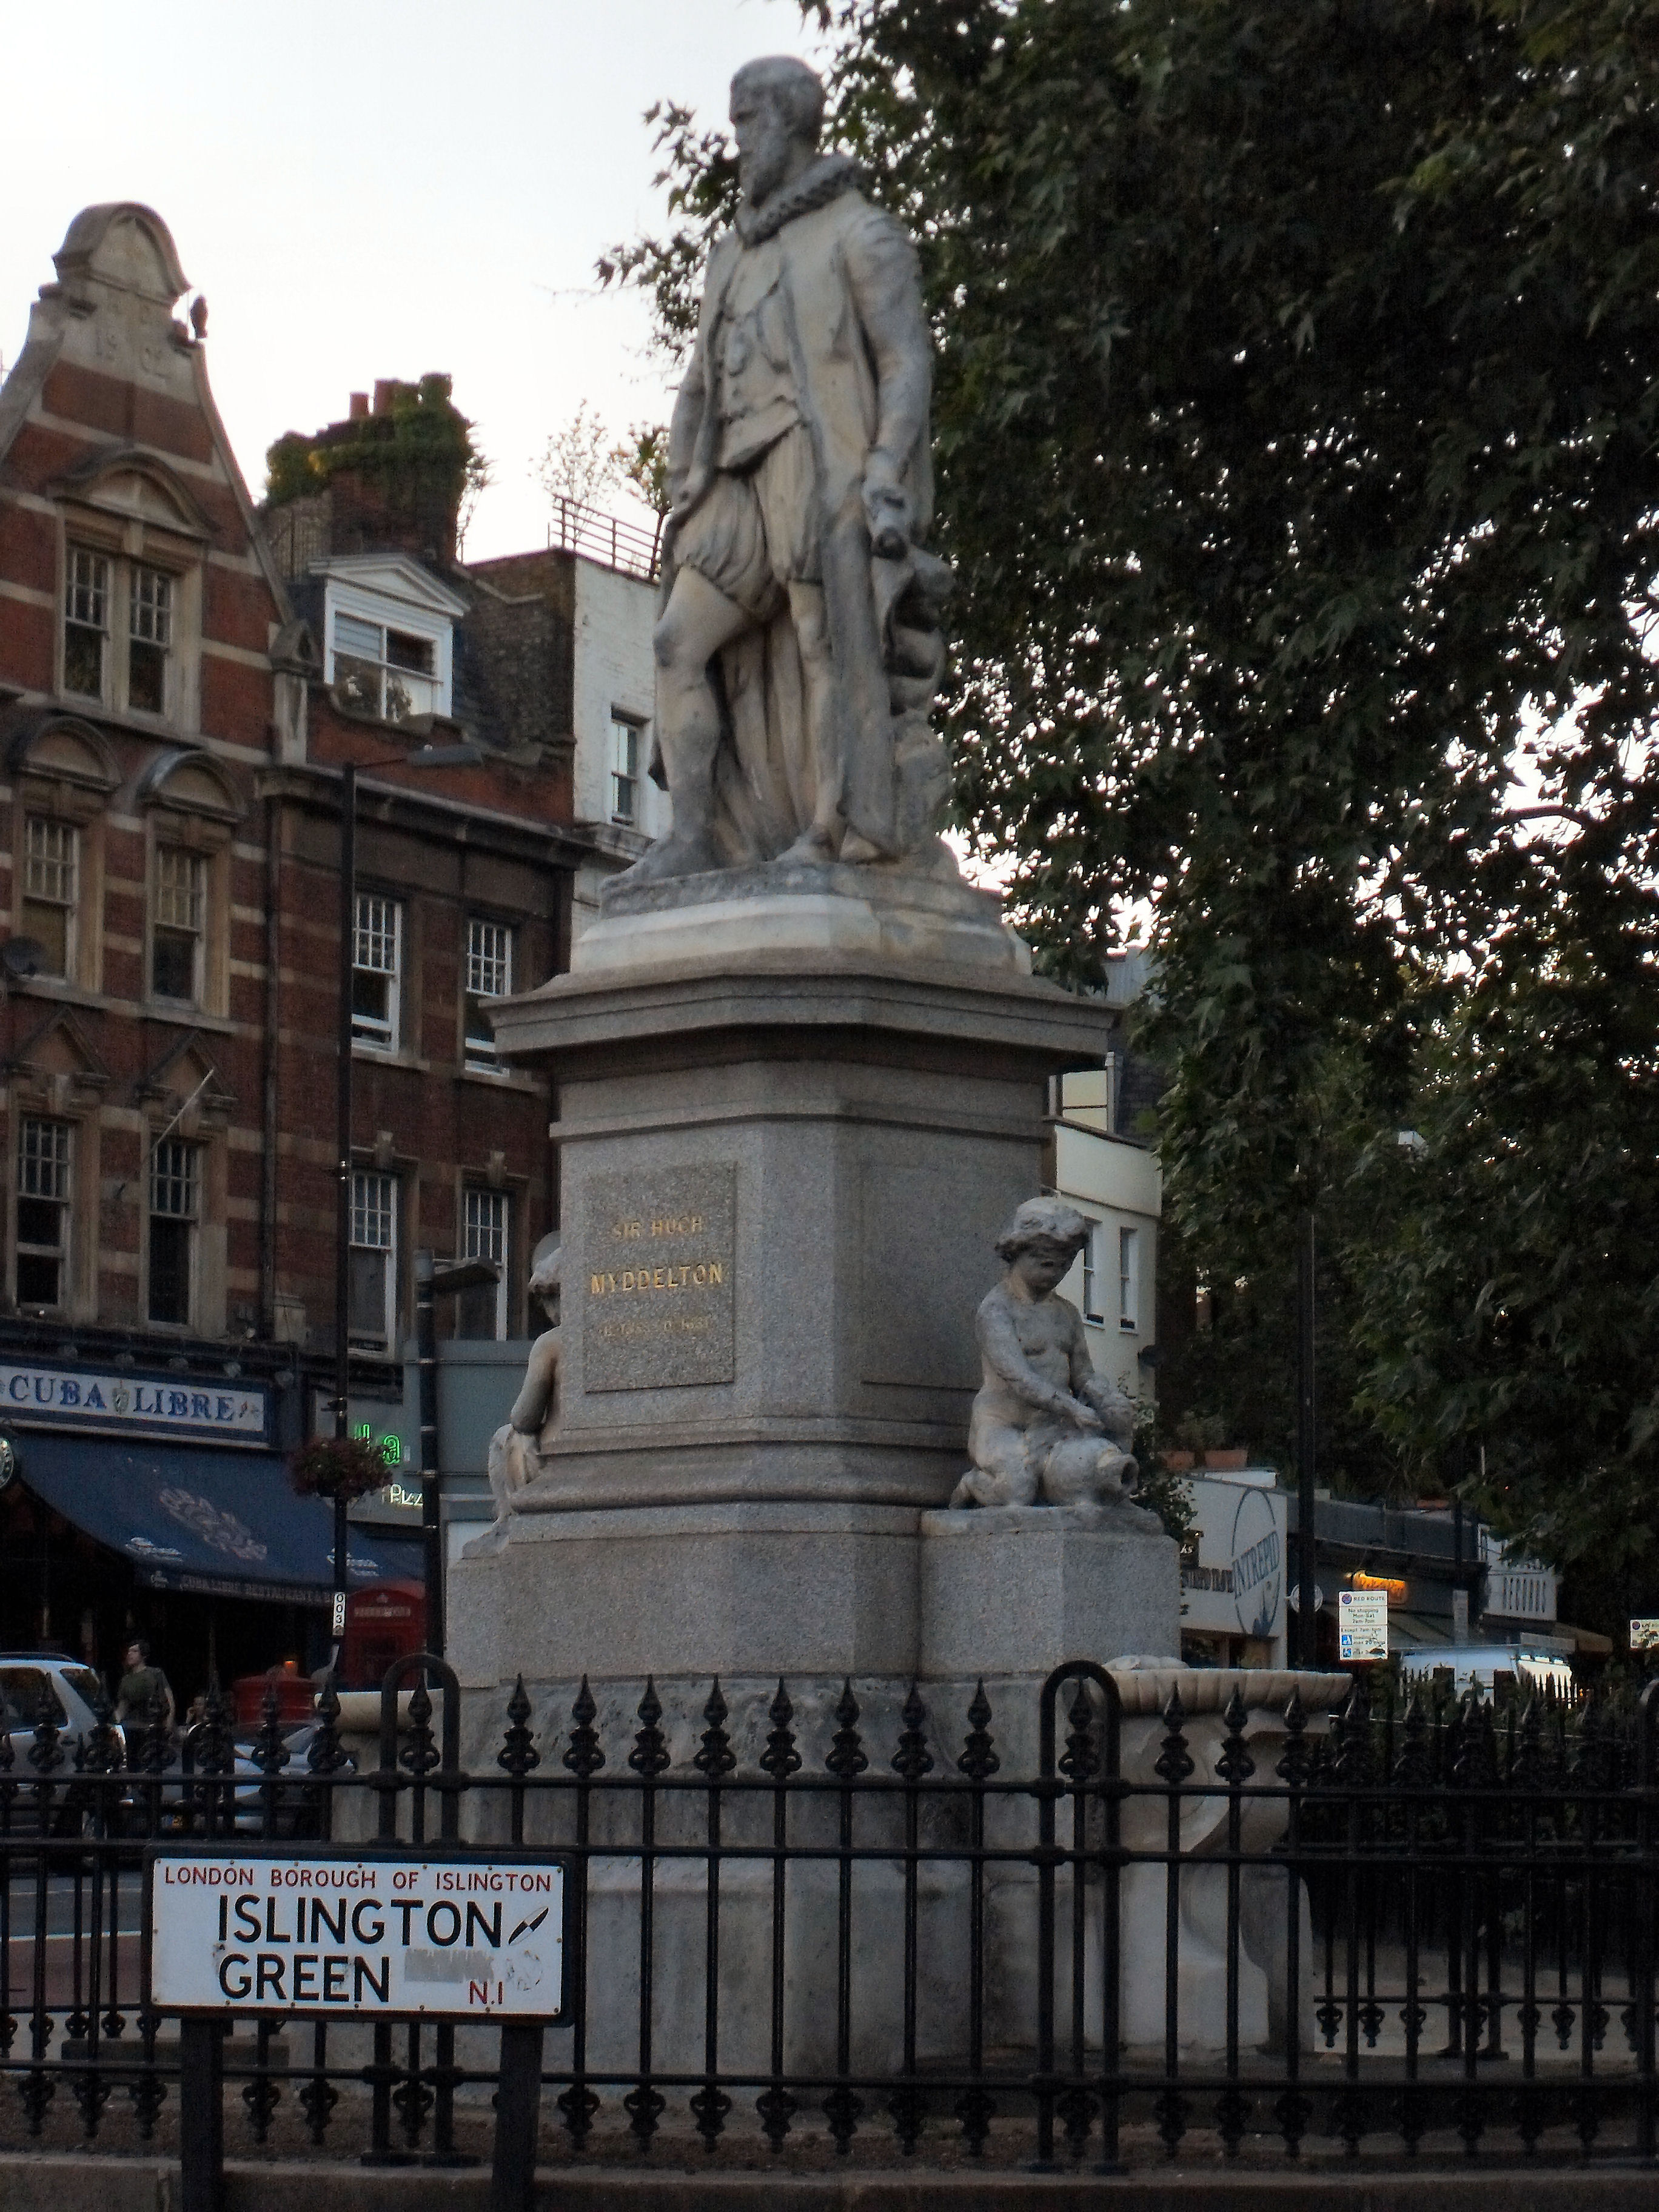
[950,1197,1143,1512]
[469,1249,560,1552]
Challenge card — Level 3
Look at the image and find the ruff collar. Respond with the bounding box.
[734,153,858,246]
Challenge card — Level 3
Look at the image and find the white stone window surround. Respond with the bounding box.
[16,1116,73,1309]
[147,1135,200,1329]
[1118,1223,1141,1333]
[1079,1213,1105,1324]
[352,892,403,1054]
[349,1168,399,1350]
[463,916,513,1071]
[21,817,79,979]
[461,1185,510,1338]
[62,541,189,723]
[54,454,213,736]
[610,714,642,826]
[321,571,458,723]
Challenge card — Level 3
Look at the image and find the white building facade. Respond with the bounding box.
[1049,1064,1161,1403]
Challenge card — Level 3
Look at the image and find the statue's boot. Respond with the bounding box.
[780,823,838,865]
[616,828,724,886]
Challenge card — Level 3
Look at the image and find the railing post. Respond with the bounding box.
[1034,1661,1116,2171]
[1098,1669,1124,2173]
[179,2015,225,2212]
[1638,1683,1659,2162]
[492,2021,545,2211]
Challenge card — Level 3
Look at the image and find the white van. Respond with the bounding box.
[1401,1645,1575,1697]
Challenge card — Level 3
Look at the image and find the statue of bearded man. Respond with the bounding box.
[625,54,951,885]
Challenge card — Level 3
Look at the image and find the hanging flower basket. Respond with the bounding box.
[290,1434,389,1504]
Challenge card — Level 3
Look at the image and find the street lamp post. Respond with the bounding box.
[1295,1208,1318,1666]
[414,1248,501,1659]
[330,742,481,1661]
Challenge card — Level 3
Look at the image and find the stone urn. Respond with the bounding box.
[1108,1660,1352,2051]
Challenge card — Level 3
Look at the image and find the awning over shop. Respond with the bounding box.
[14,1432,419,1605]
[358,1529,424,1584]
[1557,1621,1614,1657]
[1386,1610,1460,1652]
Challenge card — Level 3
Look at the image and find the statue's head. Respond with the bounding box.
[528,1245,561,1317]
[730,56,825,205]
[995,1196,1090,1296]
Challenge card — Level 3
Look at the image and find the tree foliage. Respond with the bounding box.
[610,1,1659,1571]
[265,372,488,520]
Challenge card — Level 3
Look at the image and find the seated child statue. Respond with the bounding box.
[475,1248,560,1544]
[950,1196,1145,1513]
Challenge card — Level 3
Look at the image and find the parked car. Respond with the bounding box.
[0,1653,276,1833]
[0,1652,109,1768]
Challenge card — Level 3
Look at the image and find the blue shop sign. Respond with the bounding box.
[0,1358,270,1449]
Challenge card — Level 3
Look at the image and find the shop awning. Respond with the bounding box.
[1385,1610,1460,1652]
[15,1432,418,1606]
[1557,1621,1615,1657]
[358,1529,424,1584]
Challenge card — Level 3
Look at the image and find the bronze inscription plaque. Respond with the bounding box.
[581,1164,737,1392]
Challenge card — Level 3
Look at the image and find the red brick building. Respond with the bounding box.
[0,202,645,1696]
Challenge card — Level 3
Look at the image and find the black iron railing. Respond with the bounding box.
[0,1662,1655,2174]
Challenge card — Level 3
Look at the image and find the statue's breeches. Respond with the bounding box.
[675,425,822,620]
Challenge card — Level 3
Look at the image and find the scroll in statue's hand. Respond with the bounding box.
[862,455,911,559]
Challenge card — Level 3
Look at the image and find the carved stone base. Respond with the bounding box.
[487,931,1110,1515]
[578,853,1027,977]
[919,1502,1179,1679]
[448,1497,1180,1689]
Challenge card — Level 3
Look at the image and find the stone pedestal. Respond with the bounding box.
[919,1503,1179,1678]
[486,862,1112,1529]
[450,1499,1179,1690]
[445,867,1192,2077]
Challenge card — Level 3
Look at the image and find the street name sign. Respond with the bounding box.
[149,1852,565,2017]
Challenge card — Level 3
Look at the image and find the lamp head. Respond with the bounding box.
[406,741,483,769]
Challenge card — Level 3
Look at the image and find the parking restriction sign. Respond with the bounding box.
[1338,1587,1389,1663]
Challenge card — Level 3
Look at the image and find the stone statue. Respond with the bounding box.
[466,1248,561,1554]
[950,1198,1144,1512]
[626,53,952,885]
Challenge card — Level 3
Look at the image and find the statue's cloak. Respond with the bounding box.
[662,168,935,860]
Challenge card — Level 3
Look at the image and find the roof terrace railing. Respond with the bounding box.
[547,495,663,583]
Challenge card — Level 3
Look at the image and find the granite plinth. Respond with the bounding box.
[919,1503,1181,1678]
[487,922,1109,1516]
[579,855,1028,977]
[449,1502,923,1684]
[448,1498,1181,1689]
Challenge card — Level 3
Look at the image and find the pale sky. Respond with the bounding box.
[0,0,827,561]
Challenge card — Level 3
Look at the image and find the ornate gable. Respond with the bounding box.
[5,1004,111,1109]
[133,1032,235,1129]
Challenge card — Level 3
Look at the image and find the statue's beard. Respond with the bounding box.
[740,130,796,208]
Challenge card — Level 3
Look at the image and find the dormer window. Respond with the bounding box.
[317,559,461,726]
[332,612,439,723]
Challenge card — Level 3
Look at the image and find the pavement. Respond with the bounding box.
[3,2159,1659,2209]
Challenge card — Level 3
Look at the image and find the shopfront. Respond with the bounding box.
[1178,1469,1290,1669]
[0,1355,418,1708]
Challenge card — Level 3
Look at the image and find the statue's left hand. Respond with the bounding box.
[862,454,911,559]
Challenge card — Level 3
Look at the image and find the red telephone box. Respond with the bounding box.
[231,1661,317,1732]
[340,1580,426,1689]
